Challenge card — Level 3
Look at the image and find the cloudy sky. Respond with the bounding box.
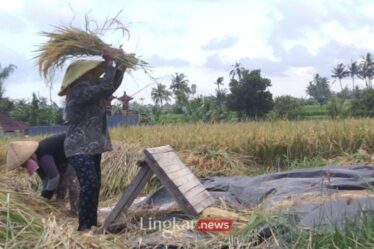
[1,0,373,105]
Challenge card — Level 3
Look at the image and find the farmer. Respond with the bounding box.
[59,48,125,231]
[6,133,79,213]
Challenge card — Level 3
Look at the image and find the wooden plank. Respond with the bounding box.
[98,166,153,233]
[178,180,201,193]
[151,151,183,163]
[144,146,215,216]
[150,153,186,172]
[155,160,186,173]
[188,191,215,214]
[162,164,188,174]
[173,174,201,187]
[167,168,193,180]
[184,184,207,201]
[194,197,216,213]
[145,149,195,182]
[190,191,214,206]
[157,161,186,172]
[144,157,199,216]
[145,145,173,155]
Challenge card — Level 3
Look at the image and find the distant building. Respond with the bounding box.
[116,91,134,116]
[0,113,29,134]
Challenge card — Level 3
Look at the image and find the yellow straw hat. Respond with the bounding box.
[6,141,39,171]
[58,60,105,96]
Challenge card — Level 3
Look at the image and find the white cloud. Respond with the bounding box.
[0,0,373,105]
[0,0,24,13]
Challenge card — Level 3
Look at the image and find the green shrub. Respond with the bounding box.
[350,89,374,117]
[272,96,302,119]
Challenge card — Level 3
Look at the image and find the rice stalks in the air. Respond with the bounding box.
[35,14,147,82]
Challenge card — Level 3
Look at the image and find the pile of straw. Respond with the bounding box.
[36,23,146,81]
[0,169,134,248]
[100,142,162,202]
[100,142,143,200]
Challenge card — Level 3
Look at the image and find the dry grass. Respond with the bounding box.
[100,142,160,202]
[0,141,165,248]
[182,149,252,176]
[0,170,134,249]
[100,142,143,200]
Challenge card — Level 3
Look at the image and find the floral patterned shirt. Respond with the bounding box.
[64,65,124,157]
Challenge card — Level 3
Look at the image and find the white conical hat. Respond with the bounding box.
[6,141,39,170]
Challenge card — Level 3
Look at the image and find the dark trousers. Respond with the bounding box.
[67,154,101,230]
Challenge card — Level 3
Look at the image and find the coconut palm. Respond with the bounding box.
[214,76,225,107]
[0,64,16,98]
[347,60,359,90]
[0,64,15,82]
[215,76,224,92]
[151,83,171,105]
[170,73,190,94]
[229,62,244,80]
[190,84,197,98]
[331,63,349,90]
[358,53,374,88]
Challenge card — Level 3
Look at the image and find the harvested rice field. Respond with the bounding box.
[1,119,374,248]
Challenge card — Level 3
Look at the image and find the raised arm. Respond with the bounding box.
[66,49,125,105]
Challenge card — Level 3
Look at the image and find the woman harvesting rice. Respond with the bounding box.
[61,48,125,231]
[6,133,79,214]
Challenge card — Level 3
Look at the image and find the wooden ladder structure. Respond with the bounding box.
[98,145,215,233]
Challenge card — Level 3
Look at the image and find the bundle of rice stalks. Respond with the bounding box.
[36,20,147,81]
[100,142,162,202]
[182,148,253,177]
[100,142,142,201]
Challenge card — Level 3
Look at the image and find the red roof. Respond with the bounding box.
[0,113,29,132]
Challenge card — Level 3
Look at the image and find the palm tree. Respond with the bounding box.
[347,60,359,90]
[151,83,171,105]
[0,64,16,98]
[190,84,197,98]
[331,63,349,90]
[358,53,374,88]
[229,62,244,80]
[170,73,190,94]
[214,76,225,107]
[215,76,224,92]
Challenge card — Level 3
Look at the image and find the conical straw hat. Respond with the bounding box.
[7,141,39,171]
[58,60,105,96]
